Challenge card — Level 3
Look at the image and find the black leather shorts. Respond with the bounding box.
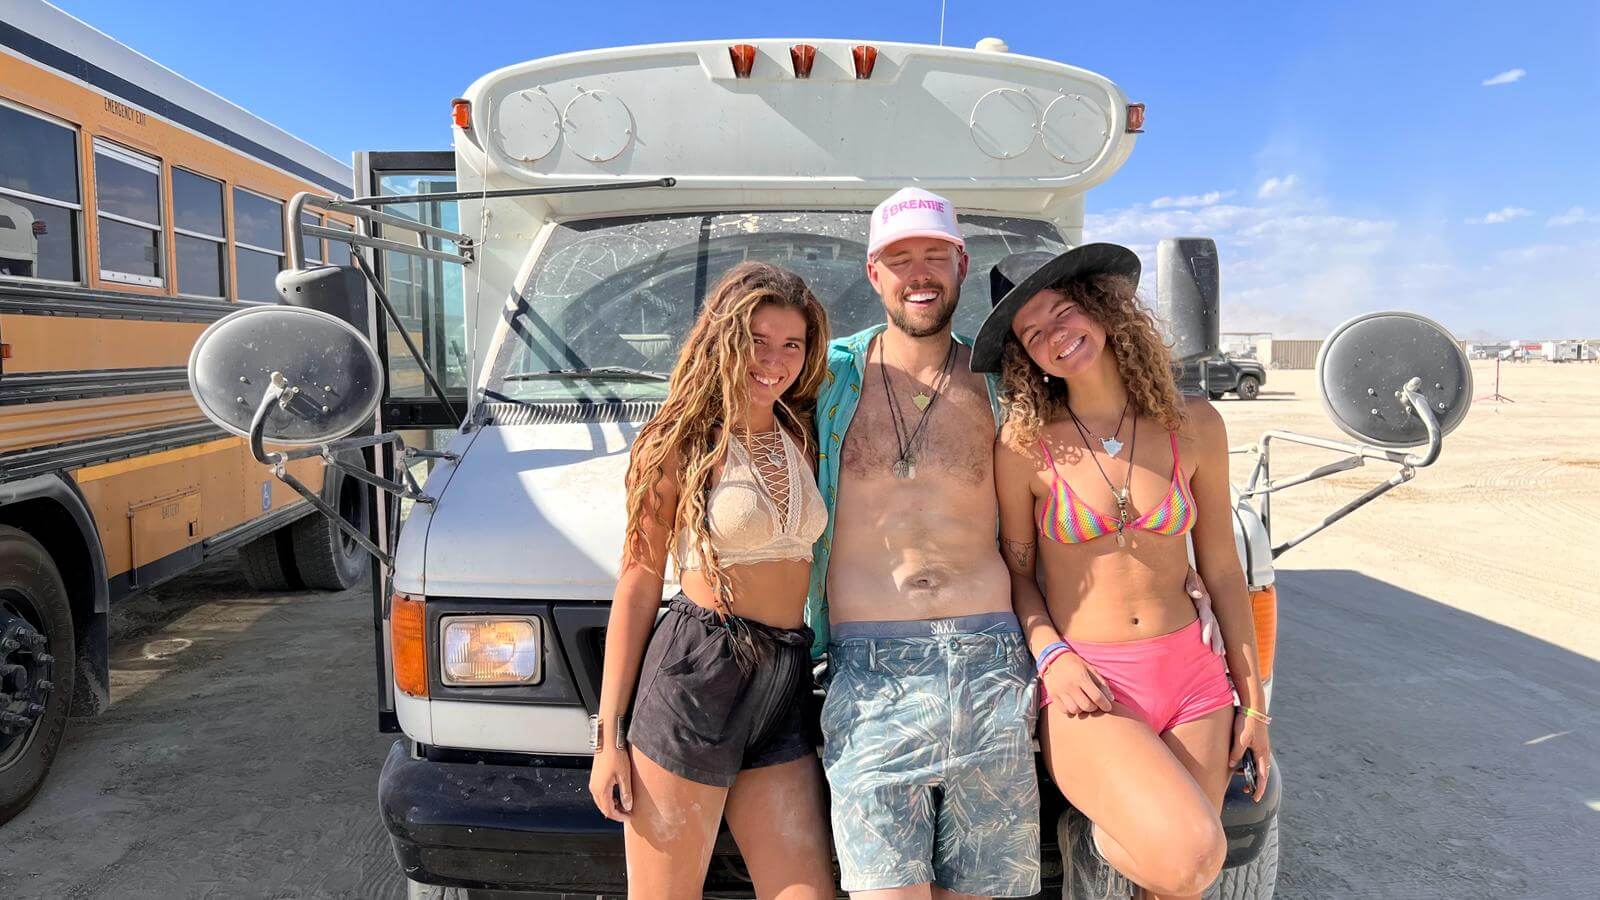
[627,594,815,787]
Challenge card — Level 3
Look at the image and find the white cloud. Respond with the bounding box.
[1085,191,1597,339]
[1150,190,1234,209]
[1256,174,1299,199]
[1481,68,1526,86]
[1547,206,1600,227]
[1464,207,1532,225]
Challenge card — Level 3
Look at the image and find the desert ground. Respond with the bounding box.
[0,359,1595,899]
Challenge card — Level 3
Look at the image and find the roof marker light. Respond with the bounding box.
[1127,102,1146,133]
[451,98,471,129]
[790,44,816,79]
[729,44,757,79]
[851,45,878,79]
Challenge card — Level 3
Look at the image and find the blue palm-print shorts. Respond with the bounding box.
[821,613,1040,896]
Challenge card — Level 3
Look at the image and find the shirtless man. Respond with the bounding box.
[808,189,1039,899]
[809,189,1219,899]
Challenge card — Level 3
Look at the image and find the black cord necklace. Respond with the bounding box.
[878,336,956,479]
[1067,406,1139,546]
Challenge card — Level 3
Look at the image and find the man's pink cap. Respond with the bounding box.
[868,187,965,260]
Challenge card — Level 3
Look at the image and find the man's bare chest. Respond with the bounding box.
[840,374,994,487]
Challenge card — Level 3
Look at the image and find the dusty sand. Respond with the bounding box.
[0,360,1594,898]
[1217,359,1600,898]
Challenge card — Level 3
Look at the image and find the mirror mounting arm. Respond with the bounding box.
[1395,379,1443,469]
[241,385,450,569]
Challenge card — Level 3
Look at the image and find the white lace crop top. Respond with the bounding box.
[674,426,828,570]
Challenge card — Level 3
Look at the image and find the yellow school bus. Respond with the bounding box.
[0,2,369,820]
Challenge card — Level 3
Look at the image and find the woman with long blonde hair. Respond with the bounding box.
[589,261,835,899]
[971,245,1271,900]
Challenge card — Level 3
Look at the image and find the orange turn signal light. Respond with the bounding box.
[1250,584,1278,684]
[851,45,878,79]
[790,44,816,79]
[451,98,471,129]
[1126,102,1146,133]
[729,44,757,78]
[392,592,429,697]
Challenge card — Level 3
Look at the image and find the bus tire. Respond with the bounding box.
[1208,817,1279,900]
[289,468,369,591]
[0,525,76,825]
[237,529,299,591]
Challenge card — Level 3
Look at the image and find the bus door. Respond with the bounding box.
[353,151,470,729]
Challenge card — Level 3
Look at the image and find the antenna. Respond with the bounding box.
[939,0,947,45]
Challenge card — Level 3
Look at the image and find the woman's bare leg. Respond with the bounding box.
[1162,707,1235,812]
[1039,703,1227,899]
[1135,707,1236,899]
[722,754,835,899]
[624,748,730,900]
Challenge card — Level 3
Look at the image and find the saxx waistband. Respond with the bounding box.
[831,612,1021,641]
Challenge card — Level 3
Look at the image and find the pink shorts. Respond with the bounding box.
[1043,619,1235,734]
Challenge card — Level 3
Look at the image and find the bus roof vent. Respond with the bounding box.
[975,37,1009,53]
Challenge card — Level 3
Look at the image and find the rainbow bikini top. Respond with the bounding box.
[1038,432,1197,544]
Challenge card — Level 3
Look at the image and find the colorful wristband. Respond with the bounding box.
[1036,641,1070,673]
[1239,706,1273,725]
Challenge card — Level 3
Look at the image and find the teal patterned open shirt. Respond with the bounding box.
[805,324,1002,658]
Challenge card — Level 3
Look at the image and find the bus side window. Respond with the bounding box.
[301,211,324,266]
[94,139,164,289]
[0,101,83,283]
[233,187,285,301]
[324,221,352,267]
[172,167,227,298]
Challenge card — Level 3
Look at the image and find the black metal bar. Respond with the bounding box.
[341,177,677,207]
[352,251,462,427]
[324,453,431,505]
[277,468,393,566]
[1271,468,1414,559]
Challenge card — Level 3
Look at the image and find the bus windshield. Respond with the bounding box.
[487,211,1065,402]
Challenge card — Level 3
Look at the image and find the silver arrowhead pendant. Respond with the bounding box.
[893,457,915,479]
[1101,437,1124,458]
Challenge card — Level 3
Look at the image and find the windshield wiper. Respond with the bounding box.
[503,366,670,382]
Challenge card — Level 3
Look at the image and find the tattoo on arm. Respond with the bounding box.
[1002,538,1035,572]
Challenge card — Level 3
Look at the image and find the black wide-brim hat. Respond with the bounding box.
[969,242,1142,373]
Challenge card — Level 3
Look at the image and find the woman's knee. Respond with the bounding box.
[1142,814,1226,896]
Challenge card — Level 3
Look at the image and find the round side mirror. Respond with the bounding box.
[188,305,384,445]
[1316,311,1471,448]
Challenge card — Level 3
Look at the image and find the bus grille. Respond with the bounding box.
[477,401,663,426]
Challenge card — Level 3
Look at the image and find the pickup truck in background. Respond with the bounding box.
[1177,353,1268,400]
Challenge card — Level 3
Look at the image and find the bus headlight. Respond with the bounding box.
[440,616,542,686]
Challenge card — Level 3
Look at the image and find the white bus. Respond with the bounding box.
[188,36,1469,899]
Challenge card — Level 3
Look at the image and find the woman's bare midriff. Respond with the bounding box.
[680,558,813,630]
[1038,533,1198,642]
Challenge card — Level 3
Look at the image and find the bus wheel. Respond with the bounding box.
[237,529,299,591]
[290,467,370,591]
[0,525,75,825]
[1207,817,1279,899]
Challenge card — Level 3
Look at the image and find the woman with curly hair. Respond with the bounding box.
[969,245,1272,900]
[588,261,834,899]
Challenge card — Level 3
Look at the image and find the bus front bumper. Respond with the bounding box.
[378,740,631,895]
[380,739,1280,894]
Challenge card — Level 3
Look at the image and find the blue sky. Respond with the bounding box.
[50,0,1600,338]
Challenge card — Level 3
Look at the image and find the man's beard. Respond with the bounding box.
[886,290,958,338]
